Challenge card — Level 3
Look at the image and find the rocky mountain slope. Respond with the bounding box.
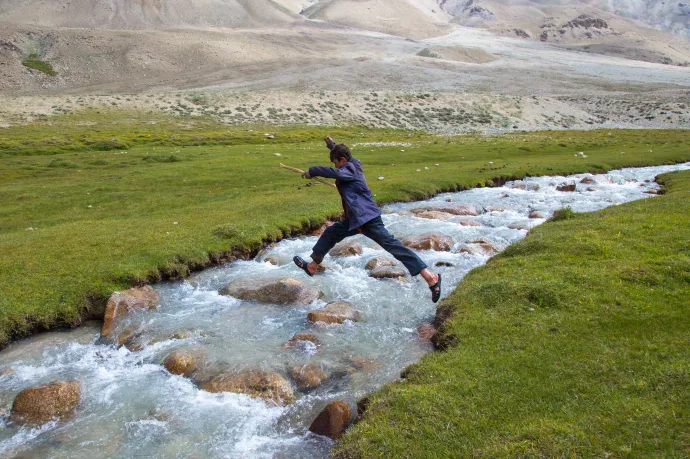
[438,0,690,66]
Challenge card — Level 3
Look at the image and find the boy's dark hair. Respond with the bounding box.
[330,144,352,163]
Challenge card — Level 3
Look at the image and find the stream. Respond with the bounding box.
[2,162,689,458]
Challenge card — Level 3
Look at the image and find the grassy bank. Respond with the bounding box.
[333,169,690,457]
[1,112,689,347]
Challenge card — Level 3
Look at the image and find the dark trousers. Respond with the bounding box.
[311,216,428,276]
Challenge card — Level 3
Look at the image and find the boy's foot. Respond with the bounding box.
[429,273,442,303]
[293,256,315,277]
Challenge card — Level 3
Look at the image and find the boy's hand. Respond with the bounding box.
[324,136,335,149]
[302,171,311,179]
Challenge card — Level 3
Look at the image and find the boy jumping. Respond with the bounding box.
[293,137,442,303]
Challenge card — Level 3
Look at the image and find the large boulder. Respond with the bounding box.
[220,277,321,305]
[101,286,160,337]
[163,350,204,377]
[329,241,362,257]
[309,401,352,439]
[369,266,407,279]
[308,301,360,325]
[11,381,81,425]
[411,205,478,216]
[200,370,295,406]
[365,257,398,270]
[402,233,454,251]
[289,363,331,391]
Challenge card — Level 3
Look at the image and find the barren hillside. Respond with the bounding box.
[302,0,453,39]
[0,0,298,29]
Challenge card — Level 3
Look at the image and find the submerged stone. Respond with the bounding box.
[529,210,547,219]
[417,323,437,343]
[508,222,530,231]
[11,381,81,425]
[101,286,160,337]
[458,219,481,227]
[284,332,321,348]
[200,370,295,406]
[0,367,15,377]
[308,301,360,325]
[309,400,352,439]
[289,363,331,391]
[220,277,321,305]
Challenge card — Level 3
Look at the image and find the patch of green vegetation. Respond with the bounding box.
[334,170,690,458]
[0,112,689,356]
[551,206,576,221]
[22,54,57,77]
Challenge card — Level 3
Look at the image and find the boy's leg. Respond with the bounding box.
[310,220,357,264]
[361,216,441,302]
[360,216,427,276]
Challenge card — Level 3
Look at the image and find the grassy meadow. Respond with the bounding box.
[333,170,690,457]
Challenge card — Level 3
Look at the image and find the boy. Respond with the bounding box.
[293,137,442,303]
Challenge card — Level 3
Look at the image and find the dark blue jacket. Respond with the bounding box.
[309,158,381,230]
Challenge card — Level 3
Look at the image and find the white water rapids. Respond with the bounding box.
[1,162,689,458]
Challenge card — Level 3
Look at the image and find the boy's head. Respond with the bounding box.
[330,144,352,165]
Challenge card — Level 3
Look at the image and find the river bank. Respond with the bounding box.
[334,168,690,458]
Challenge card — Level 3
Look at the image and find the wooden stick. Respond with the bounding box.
[280,163,336,188]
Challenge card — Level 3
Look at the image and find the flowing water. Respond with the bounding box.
[2,162,689,458]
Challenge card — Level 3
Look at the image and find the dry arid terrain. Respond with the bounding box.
[0,0,688,132]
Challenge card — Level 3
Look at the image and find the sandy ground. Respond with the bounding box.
[0,0,688,133]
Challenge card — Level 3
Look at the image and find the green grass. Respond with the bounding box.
[333,170,690,457]
[22,58,57,76]
[0,111,689,352]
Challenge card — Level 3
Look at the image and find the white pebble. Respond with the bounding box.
[87,205,93,208]
[416,169,421,172]
[424,167,429,170]
[173,222,179,225]
[378,176,385,180]
[435,164,439,167]
[401,149,405,152]
[648,150,653,153]
[26,227,34,231]
[621,152,626,155]
[488,161,494,164]
[274,153,281,156]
